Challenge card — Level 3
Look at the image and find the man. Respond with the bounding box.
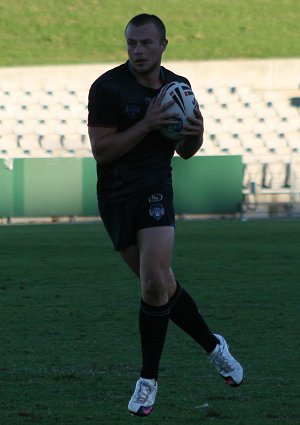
[88,13,244,418]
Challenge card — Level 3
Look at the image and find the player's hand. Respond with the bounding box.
[180,107,204,137]
[143,93,179,132]
[175,107,204,158]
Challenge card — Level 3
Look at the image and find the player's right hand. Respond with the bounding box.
[143,93,179,132]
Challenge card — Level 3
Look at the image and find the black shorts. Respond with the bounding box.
[98,183,175,251]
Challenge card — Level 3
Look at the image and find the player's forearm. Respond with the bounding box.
[176,133,203,159]
[175,108,204,159]
[90,120,150,165]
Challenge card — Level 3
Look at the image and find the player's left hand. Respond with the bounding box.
[175,107,204,159]
[180,108,204,138]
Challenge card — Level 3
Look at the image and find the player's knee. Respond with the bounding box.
[142,274,168,305]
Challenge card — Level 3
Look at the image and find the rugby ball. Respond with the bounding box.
[159,81,198,140]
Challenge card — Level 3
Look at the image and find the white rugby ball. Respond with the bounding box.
[159,81,197,140]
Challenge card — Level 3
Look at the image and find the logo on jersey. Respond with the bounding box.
[126,103,140,119]
[149,194,163,203]
[149,203,165,221]
[145,97,153,105]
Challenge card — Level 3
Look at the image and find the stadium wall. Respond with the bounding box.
[0,156,243,218]
[1,58,299,92]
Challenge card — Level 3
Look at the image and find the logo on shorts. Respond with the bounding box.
[149,193,163,203]
[149,203,165,221]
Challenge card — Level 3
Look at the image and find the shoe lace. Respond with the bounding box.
[135,381,153,403]
[211,346,234,373]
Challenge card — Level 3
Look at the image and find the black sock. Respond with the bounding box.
[169,282,218,353]
[139,299,170,380]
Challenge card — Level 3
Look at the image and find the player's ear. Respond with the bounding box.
[161,38,168,52]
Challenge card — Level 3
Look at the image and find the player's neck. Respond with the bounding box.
[139,73,161,89]
[130,64,162,89]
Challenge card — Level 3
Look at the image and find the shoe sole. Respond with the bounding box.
[129,406,154,417]
[223,375,244,387]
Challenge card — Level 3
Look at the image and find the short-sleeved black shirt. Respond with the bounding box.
[88,61,190,202]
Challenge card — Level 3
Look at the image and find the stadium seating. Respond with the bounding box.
[0,78,299,201]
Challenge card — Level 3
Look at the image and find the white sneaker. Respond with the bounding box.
[128,378,157,417]
[209,334,244,387]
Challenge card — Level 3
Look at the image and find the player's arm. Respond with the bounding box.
[89,94,177,165]
[89,122,149,165]
[175,108,204,159]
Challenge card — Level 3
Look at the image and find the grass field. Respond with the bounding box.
[0,220,299,424]
[1,0,300,66]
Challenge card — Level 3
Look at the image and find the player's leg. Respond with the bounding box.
[119,239,243,389]
[128,226,174,417]
[168,279,244,385]
[136,225,174,378]
[117,249,218,358]
[169,279,218,352]
[119,244,140,277]
[120,243,217,355]
[137,225,175,306]
[120,244,178,299]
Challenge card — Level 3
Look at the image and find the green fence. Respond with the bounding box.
[172,155,243,214]
[0,156,242,218]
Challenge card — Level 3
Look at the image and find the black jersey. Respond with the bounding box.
[88,61,190,201]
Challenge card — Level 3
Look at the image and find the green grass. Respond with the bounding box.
[1,0,299,66]
[0,220,299,424]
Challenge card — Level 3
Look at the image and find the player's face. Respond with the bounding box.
[126,23,167,75]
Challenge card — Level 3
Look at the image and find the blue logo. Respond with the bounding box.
[149,203,165,221]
